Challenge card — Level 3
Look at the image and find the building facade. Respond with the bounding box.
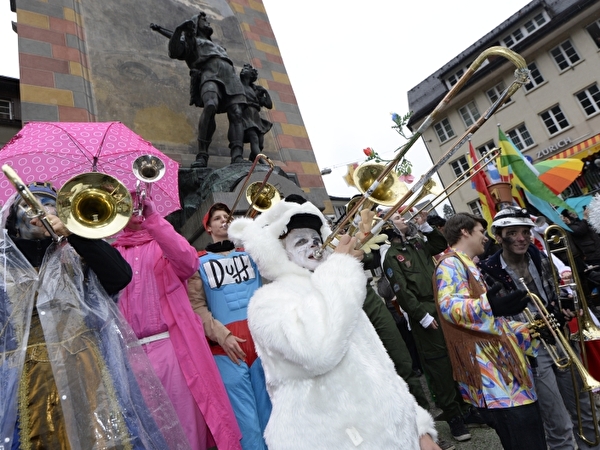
[407,0,600,215]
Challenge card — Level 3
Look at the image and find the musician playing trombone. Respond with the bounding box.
[478,207,599,450]
[434,212,547,450]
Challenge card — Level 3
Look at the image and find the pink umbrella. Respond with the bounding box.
[0,122,180,216]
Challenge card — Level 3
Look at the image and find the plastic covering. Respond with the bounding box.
[0,235,191,449]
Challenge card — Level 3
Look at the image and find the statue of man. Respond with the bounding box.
[152,12,246,168]
[239,64,273,162]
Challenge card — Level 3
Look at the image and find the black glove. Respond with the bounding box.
[547,302,567,329]
[487,287,529,317]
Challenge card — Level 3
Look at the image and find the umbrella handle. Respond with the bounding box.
[1,164,64,243]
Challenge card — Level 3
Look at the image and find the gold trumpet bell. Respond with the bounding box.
[57,173,133,239]
[245,181,281,213]
[352,161,408,207]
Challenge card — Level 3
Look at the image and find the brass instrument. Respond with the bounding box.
[337,162,407,239]
[543,225,600,342]
[56,172,133,239]
[227,154,280,221]
[132,155,165,215]
[2,164,133,240]
[244,181,281,218]
[2,164,63,242]
[405,148,501,222]
[314,46,530,259]
[520,277,600,445]
[399,177,442,218]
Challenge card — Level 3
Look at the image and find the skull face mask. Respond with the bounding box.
[282,228,323,271]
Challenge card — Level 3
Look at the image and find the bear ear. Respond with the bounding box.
[227,217,254,243]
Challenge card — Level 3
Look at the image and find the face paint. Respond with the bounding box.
[283,228,323,271]
[14,195,57,240]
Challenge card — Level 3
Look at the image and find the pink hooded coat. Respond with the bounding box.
[113,212,241,450]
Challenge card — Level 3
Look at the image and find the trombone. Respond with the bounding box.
[519,276,600,445]
[314,46,530,259]
[543,225,600,342]
[2,164,133,240]
[132,155,165,215]
[227,154,280,221]
[405,148,501,222]
[2,164,63,242]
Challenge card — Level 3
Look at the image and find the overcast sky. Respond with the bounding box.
[0,1,532,201]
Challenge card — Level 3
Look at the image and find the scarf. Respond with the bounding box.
[205,240,235,253]
[112,228,154,248]
[433,251,531,390]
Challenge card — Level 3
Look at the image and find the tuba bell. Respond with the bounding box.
[57,172,133,239]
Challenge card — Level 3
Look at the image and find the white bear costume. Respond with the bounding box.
[228,200,436,449]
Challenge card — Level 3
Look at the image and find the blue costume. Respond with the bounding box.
[193,244,271,449]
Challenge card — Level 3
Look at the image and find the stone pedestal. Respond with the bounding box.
[170,162,307,249]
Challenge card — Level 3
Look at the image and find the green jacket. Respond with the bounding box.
[382,228,448,323]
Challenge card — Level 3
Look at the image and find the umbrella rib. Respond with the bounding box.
[50,123,95,167]
[94,122,120,171]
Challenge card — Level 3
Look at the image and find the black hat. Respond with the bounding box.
[284,194,307,205]
[285,213,322,235]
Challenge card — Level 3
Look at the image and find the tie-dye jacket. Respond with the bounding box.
[435,249,539,408]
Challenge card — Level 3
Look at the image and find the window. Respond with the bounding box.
[576,84,600,116]
[524,62,544,92]
[467,200,483,216]
[0,100,12,120]
[550,40,581,71]
[486,81,511,106]
[458,101,481,127]
[477,141,496,163]
[446,67,465,88]
[540,105,570,135]
[450,155,470,178]
[434,118,455,143]
[586,19,600,49]
[507,124,534,150]
[502,12,548,47]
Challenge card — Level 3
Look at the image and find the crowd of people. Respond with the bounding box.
[5,172,600,449]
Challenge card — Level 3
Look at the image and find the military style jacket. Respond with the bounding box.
[382,228,448,324]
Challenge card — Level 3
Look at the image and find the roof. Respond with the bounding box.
[406,0,595,129]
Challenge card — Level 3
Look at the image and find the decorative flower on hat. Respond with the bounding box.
[361,112,414,183]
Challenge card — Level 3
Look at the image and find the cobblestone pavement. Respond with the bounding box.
[420,375,504,450]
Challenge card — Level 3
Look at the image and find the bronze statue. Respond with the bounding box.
[239,64,273,162]
[151,12,246,168]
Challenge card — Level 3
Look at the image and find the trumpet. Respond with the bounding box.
[519,277,600,445]
[314,46,530,259]
[132,155,165,215]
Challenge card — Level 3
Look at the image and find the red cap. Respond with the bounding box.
[202,203,231,233]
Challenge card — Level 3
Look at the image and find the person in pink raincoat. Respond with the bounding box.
[112,194,242,450]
